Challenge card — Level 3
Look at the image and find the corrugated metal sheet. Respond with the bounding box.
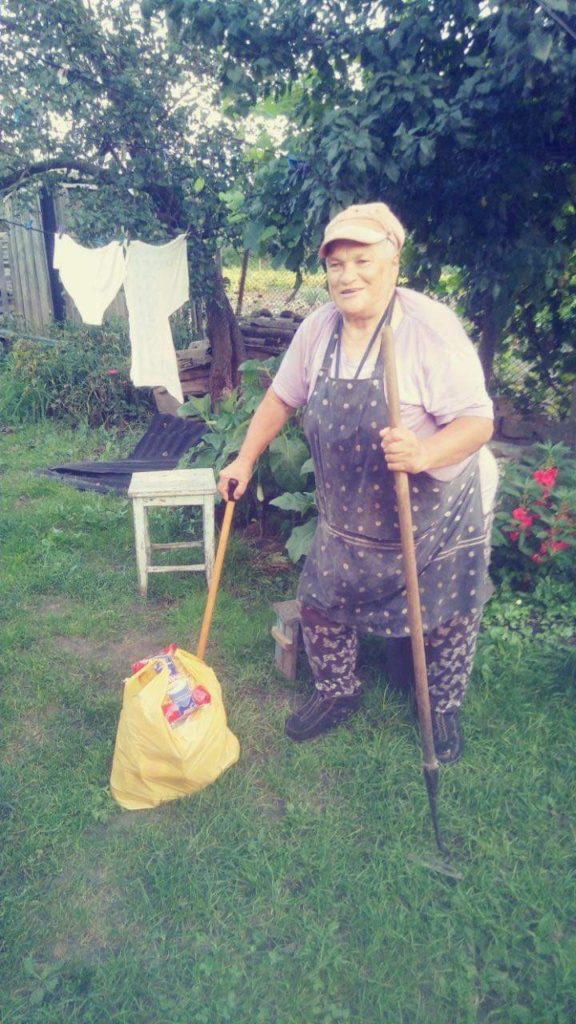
[36,414,206,494]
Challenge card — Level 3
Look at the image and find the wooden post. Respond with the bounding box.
[236,249,250,316]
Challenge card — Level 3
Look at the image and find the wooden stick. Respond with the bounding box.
[380,326,438,771]
[196,482,237,662]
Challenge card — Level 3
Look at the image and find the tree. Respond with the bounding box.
[0,0,246,400]
[147,0,576,385]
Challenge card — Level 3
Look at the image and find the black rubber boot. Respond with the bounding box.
[285,690,361,742]
[432,709,464,764]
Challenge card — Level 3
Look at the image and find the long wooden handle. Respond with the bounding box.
[380,326,438,771]
[196,480,237,662]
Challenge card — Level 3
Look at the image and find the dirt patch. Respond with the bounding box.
[47,861,132,965]
[25,597,77,616]
[4,715,55,764]
[54,627,174,687]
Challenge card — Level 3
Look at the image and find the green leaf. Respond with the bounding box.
[286,516,318,562]
[529,28,553,63]
[269,434,311,491]
[383,158,400,183]
[259,225,278,243]
[178,394,212,422]
[226,66,244,84]
[243,220,267,253]
[418,136,436,165]
[269,490,316,514]
[193,177,206,193]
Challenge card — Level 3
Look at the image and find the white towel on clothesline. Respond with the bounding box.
[124,234,188,405]
[53,235,125,326]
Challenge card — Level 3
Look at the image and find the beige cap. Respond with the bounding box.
[319,202,405,259]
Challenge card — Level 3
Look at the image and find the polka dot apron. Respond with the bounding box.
[297,319,492,637]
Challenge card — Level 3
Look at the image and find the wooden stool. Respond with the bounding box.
[128,469,216,597]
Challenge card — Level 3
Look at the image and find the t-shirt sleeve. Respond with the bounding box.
[272,305,334,409]
[271,323,310,408]
[418,315,493,425]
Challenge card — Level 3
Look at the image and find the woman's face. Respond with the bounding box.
[325,240,399,321]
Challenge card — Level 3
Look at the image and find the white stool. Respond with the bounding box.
[128,469,216,597]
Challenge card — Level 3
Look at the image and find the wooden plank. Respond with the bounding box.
[0,232,10,314]
[30,193,53,326]
[4,198,25,319]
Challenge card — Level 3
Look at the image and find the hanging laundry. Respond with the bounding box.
[123,234,189,404]
[53,234,125,325]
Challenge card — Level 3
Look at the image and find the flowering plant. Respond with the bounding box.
[492,442,576,582]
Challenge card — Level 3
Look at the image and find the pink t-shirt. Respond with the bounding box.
[272,287,498,512]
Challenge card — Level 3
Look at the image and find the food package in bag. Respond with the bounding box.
[110,647,240,810]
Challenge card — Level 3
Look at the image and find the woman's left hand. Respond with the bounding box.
[380,426,427,474]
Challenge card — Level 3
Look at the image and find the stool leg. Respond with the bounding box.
[203,495,215,584]
[132,498,150,597]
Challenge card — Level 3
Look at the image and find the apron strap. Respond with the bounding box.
[334,293,396,380]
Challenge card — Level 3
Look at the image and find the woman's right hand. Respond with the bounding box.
[218,456,254,501]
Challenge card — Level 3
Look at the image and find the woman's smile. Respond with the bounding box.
[325,240,399,322]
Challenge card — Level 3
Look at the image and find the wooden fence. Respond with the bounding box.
[0,194,53,328]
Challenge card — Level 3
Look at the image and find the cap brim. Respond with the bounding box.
[319,228,393,259]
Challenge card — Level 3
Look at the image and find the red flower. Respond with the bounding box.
[550,540,570,553]
[512,507,536,530]
[106,368,120,376]
[509,530,520,541]
[533,467,558,490]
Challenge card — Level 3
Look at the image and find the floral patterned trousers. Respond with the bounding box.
[300,604,484,713]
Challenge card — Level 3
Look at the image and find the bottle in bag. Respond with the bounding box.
[161,655,211,727]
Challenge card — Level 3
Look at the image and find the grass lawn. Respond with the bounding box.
[1,423,575,1024]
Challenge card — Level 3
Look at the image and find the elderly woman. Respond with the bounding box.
[219,203,497,762]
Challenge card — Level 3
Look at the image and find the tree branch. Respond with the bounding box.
[0,159,110,194]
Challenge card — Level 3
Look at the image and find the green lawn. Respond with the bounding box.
[1,424,575,1024]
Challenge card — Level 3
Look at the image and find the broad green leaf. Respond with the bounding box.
[269,490,316,514]
[286,516,318,562]
[269,434,311,491]
[243,220,267,253]
[177,394,212,421]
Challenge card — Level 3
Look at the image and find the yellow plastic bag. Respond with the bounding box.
[110,647,240,810]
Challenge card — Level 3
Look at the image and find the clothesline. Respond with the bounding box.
[0,216,47,236]
[0,215,187,244]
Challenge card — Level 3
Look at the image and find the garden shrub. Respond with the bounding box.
[179,356,316,548]
[0,320,154,426]
[492,442,576,588]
